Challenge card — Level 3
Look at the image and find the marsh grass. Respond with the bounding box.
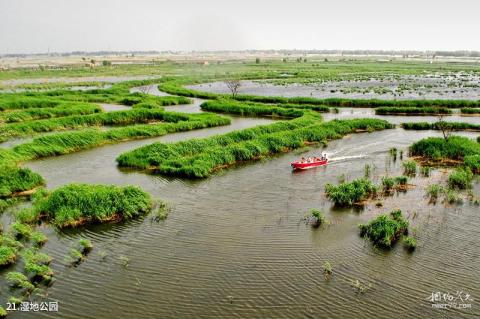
[359,210,409,248]
[402,160,417,176]
[0,108,196,141]
[0,102,102,123]
[22,248,53,282]
[402,122,480,131]
[36,184,153,227]
[31,232,48,247]
[376,107,452,115]
[403,236,417,252]
[305,209,326,228]
[447,168,473,189]
[0,165,44,198]
[325,178,378,206]
[79,239,93,254]
[464,155,480,173]
[409,136,480,162]
[426,184,444,203]
[117,118,393,178]
[322,261,333,280]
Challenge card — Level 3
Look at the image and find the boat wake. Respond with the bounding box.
[327,154,367,162]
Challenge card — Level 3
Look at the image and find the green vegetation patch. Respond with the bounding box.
[325,178,378,206]
[0,165,44,198]
[409,136,480,161]
[36,184,153,227]
[402,122,480,131]
[117,117,392,178]
[375,107,452,115]
[0,102,102,123]
[359,210,409,248]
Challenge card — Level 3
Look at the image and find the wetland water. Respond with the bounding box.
[23,128,480,319]
[190,76,480,100]
[9,89,480,318]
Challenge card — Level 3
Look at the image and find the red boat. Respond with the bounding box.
[291,158,328,170]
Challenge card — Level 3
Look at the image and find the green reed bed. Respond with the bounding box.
[0,108,194,142]
[200,100,308,118]
[0,113,230,163]
[159,79,480,108]
[0,165,44,198]
[325,178,378,206]
[117,117,393,178]
[359,210,409,248]
[460,108,480,114]
[401,122,480,131]
[0,96,61,111]
[375,107,452,115]
[409,136,480,161]
[36,183,153,227]
[0,102,102,123]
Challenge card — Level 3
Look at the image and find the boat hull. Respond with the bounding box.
[290,159,328,170]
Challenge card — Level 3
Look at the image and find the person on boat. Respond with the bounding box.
[301,157,306,163]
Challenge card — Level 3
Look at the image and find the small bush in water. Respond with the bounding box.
[79,239,93,254]
[359,210,409,248]
[464,155,480,174]
[403,160,417,176]
[325,178,377,206]
[421,166,432,177]
[306,209,326,228]
[31,232,48,247]
[426,184,444,202]
[0,246,18,267]
[447,168,473,190]
[403,236,417,252]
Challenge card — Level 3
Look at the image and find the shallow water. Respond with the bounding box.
[2,85,479,318]
[190,79,480,100]
[100,103,132,112]
[18,119,480,318]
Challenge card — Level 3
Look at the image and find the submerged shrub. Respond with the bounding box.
[5,271,35,292]
[359,210,409,248]
[394,175,408,185]
[325,178,377,206]
[31,232,48,247]
[306,209,326,228]
[37,183,153,227]
[323,261,333,279]
[426,184,444,202]
[381,177,395,191]
[444,189,463,204]
[403,236,417,252]
[447,168,473,190]
[11,222,33,240]
[0,246,17,266]
[66,248,84,266]
[421,166,432,177]
[79,239,93,254]
[464,155,480,174]
[403,160,417,176]
[22,248,53,282]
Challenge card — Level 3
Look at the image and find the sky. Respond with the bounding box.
[1,0,479,54]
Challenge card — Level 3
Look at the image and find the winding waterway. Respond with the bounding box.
[4,86,479,318]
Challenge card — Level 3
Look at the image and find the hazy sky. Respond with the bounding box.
[1,0,479,54]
